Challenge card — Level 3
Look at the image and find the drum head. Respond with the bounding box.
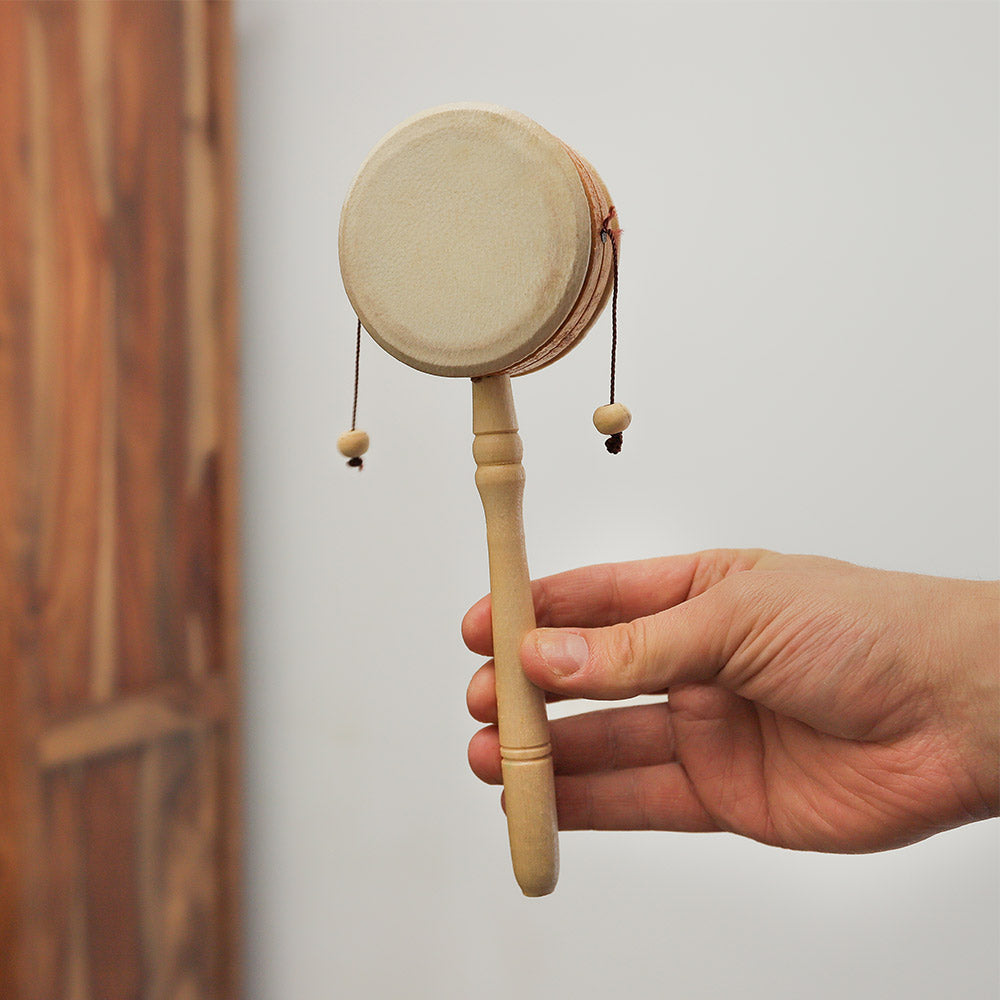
[339,103,594,377]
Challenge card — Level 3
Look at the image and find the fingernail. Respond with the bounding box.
[533,630,589,677]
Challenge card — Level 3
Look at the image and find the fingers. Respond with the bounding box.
[462,550,766,656]
[468,702,676,782]
[470,733,718,832]
[519,584,741,701]
[556,766,719,831]
[466,663,498,724]
[466,660,570,724]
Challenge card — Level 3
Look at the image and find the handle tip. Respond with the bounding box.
[512,835,559,897]
[503,757,560,897]
[517,871,559,898]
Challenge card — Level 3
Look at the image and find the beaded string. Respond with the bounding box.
[337,316,369,469]
[595,209,630,455]
[602,215,619,408]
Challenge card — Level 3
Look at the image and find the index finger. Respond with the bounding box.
[461,549,766,656]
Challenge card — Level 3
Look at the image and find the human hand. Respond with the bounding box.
[464,550,999,852]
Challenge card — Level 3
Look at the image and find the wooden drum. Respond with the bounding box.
[339,103,619,895]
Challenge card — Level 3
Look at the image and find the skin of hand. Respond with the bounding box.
[463,550,1000,852]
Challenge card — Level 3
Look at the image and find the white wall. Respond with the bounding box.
[235,3,998,997]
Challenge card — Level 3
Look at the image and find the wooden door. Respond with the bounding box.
[0,1,242,996]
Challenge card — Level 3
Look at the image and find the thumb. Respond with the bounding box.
[519,587,737,699]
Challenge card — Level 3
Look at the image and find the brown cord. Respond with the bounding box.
[349,316,363,470]
[600,211,623,454]
[351,316,361,430]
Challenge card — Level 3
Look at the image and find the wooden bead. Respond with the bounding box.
[592,403,631,435]
[337,429,369,458]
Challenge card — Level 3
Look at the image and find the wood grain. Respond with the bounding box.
[0,2,242,996]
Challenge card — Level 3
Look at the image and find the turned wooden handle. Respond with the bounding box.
[472,374,559,897]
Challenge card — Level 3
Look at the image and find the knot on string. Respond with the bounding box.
[600,208,621,251]
[605,433,623,455]
[347,456,363,469]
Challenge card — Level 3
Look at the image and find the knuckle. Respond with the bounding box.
[603,618,651,692]
[532,579,552,628]
[711,570,792,680]
[689,547,775,597]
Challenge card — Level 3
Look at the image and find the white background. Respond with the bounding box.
[235,2,998,997]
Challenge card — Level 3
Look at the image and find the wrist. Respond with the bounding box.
[955,581,999,815]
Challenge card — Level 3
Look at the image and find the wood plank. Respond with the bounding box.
[183,0,218,499]
[207,0,243,686]
[18,6,69,996]
[110,0,189,694]
[77,0,118,705]
[39,766,90,1000]
[205,7,245,993]
[160,733,219,998]
[82,753,143,999]
[137,745,167,1000]
[183,0,227,687]
[30,0,108,714]
[37,676,230,769]
[0,1,31,992]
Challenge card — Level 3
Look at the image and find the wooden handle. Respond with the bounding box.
[472,374,559,897]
